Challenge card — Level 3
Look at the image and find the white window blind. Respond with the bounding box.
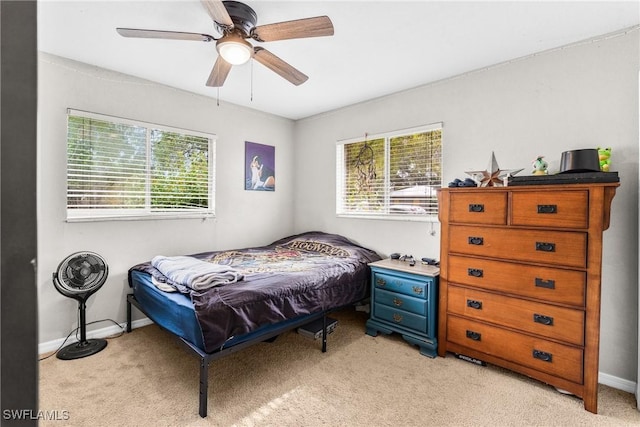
[66,109,215,221]
[336,123,442,220]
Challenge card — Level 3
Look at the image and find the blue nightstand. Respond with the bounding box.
[366,259,439,357]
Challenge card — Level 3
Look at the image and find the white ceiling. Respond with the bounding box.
[38,1,639,120]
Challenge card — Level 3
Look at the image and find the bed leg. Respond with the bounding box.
[199,357,209,418]
[322,314,327,353]
[126,295,132,333]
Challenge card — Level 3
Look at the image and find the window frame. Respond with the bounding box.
[336,123,442,222]
[65,109,216,222]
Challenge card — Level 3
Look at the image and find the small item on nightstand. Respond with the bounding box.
[399,255,416,266]
[421,257,439,266]
[390,253,401,259]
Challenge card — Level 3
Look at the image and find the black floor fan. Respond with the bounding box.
[52,251,109,360]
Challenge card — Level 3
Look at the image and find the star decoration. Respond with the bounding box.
[465,152,524,187]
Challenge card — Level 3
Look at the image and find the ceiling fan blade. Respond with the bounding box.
[253,47,308,86]
[206,56,233,87]
[116,28,214,42]
[200,0,234,29]
[252,16,334,42]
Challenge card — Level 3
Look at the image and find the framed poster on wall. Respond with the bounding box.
[245,141,275,191]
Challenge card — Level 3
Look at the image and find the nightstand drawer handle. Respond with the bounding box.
[533,313,554,326]
[468,268,483,278]
[392,313,403,323]
[467,299,482,310]
[534,278,555,289]
[412,286,423,296]
[468,204,484,213]
[537,204,558,214]
[466,330,481,341]
[392,297,403,307]
[533,349,553,363]
[376,278,386,287]
[468,236,484,246]
[535,242,556,252]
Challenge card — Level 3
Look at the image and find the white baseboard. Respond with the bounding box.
[599,372,637,394]
[38,317,153,355]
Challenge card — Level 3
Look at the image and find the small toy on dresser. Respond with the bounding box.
[598,147,611,172]
[531,156,548,175]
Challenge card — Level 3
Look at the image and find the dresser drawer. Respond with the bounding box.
[374,288,428,316]
[447,316,583,384]
[448,225,587,268]
[374,303,428,334]
[372,271,432,300]
[449,192,507,225]
[511,191,589,229]
[447,255,586,306]
[447,286,584,346]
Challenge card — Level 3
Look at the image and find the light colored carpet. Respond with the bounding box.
[39,308,640,427]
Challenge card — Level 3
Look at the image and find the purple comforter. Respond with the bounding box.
[129,231,381,353]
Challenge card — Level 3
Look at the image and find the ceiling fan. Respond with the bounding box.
[116,0,334,87]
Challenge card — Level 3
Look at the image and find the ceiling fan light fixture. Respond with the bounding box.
[216,34,253,65]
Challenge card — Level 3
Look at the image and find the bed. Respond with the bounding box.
[126,231,381,417]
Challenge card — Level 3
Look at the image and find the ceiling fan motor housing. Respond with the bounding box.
[221,1,257,35]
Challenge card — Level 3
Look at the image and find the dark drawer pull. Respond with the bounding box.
[535,277,555,289]
[533,313,554,326]
[468,204,484,213]
[468,236,484,246]
[535,242,555,252]
[532,349,553,363]
[466,299,482,310]
[467,268,484,278]
[466,330,481,341]
[537,204,558,214]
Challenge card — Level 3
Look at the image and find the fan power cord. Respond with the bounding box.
[38,318,125,361]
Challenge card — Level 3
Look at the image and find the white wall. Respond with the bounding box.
[37,53,296,344]
[293,28,640,385]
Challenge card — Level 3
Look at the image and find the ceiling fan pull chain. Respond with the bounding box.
[217,87,220,106]
[250,59,254,102]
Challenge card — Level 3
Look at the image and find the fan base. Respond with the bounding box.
[56,338,107,360]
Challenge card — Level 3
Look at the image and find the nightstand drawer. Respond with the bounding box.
[511,191,588,229]
[448,225,587,268]
[447,316,583,384]
[374,304,428,334]
[447,285,585,346]
[373,271,432,300]
[447,255,586,307]
[449,192,507,225]
[375,288,427,316]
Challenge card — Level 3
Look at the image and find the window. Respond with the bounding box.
[336,123,442,220]
[66,109,215,221]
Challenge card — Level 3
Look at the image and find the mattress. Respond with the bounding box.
[130,269,327,352]
[129,231,382,353]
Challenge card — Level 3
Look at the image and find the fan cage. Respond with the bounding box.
[54,252,108,296]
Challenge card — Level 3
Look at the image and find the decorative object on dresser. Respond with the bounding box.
[366,258,439,357]
[437,182,618,413]
[464,151,524,187]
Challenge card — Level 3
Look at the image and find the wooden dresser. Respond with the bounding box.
[437,183,618,413]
